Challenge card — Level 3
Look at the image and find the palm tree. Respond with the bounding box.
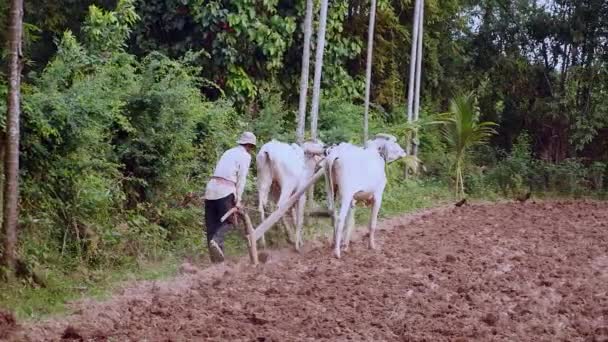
[362,0,377,142]
[296,0,314,145]
[309,0,329,141]
[440,93,498,199]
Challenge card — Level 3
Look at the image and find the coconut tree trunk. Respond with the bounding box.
[412,0,424,157]
[296,0,314,145]
[309,0,329,141]
[362,0,377,142]
[406,0,422,131]
[306,0,329,214]
[404,0,421,177]
[2,0,24,274]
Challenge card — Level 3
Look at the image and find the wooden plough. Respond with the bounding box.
[221,162,327,265]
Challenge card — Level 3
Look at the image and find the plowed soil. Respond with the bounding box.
[5,201,608,341]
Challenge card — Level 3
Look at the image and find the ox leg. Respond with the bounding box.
[257,185,270,250]
[324,168,337,232]
[295,194,306,252]
[368,194,383,250]
[257,154,273,249]
[280,216,295,245]
[343,204,356,252]
[334,194,353,259]
[277,186,296,245]
[324,169,335,212]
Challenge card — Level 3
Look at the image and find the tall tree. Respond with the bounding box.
[309,0,329,141]
[406,0,422,154]
[362,0,377,142]
[411,0,424,157]
[307,0,329,212]
[296,0,314,145]
[2,0,24,274]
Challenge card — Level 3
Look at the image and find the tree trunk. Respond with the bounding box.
[2,0,24,274]
[309,0,329,141]
[406,0,422,128]
[296,0,314,145]
[362,0,377,142]
[411,0,424,157]
[307,0,329,213]
[405,0,421,178]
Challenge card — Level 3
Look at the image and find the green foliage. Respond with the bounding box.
[486,133,605,197]
[189,0,297,103]
[115,51,207,205]
[486,132,535,197]
[248,86,292,143]
[83,0,140,54]
[318,97,365,144]
[16,1,228,275]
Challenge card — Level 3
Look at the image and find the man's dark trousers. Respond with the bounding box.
[204,193,236,254]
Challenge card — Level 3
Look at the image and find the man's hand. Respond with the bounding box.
[231,199,241,225]
[233,194,240,207]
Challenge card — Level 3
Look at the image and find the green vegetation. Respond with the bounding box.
[0,0,606,318]
[439,93,498,199]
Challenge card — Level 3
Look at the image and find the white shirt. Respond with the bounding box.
[204,145,252,202]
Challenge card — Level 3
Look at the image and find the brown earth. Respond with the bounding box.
[4,200,608,341]
[0,310,17,340]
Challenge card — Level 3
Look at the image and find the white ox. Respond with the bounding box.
[325,137,406,258]
[256,140,325,250]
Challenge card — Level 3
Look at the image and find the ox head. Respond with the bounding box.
[376,140,407,163]
[302,140,326,155]
[301,140,326,169]
[323,143,340,157]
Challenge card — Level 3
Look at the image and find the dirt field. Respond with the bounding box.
[4,200,608,341]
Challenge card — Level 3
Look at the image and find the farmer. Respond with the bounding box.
[204,131,256,263]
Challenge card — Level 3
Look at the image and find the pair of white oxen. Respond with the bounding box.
[256,134,406,259]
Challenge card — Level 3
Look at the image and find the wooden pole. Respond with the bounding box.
[221,207,258,265]
[253,163,326,241]
[239,210,258,265]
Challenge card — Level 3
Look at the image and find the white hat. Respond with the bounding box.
[237,131,257,146]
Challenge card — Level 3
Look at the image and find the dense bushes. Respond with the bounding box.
[471,133,607,198]
[13,3,244,274]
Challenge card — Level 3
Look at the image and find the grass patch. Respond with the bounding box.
[0,257,180,320]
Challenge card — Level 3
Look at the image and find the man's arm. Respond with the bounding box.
[235,154,251,204]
